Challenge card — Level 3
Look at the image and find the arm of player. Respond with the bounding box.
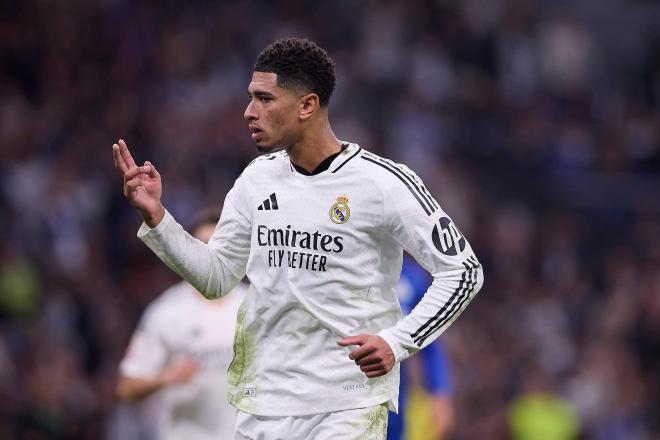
[421,340,455,437]
[377,165,483,364]
[429,394,454,439]
[137,188,251,298]
[112,139,251,298]
[117,305,199,401]
[117,358,199,401]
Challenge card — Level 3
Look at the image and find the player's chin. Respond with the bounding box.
[254,136,272,152]
[255,139,284,153]
[255,143,275,153]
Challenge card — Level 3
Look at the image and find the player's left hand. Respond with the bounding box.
[337,334,395,378]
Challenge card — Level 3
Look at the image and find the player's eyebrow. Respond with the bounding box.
[247,90,275,99]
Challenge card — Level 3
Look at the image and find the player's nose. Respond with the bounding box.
[244,101,257,121]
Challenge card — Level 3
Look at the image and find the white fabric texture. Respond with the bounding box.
[234,404,388,440]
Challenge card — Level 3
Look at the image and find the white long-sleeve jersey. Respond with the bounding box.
[138,142,483,417]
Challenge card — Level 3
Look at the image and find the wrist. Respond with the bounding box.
[144,205,165,228]
[377,329,407,364]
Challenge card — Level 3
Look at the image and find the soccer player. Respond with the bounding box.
[117,208,246,440]
[112,38,483,439]
[388,254,454,440]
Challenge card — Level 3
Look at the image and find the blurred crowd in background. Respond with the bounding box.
[1,0,659,438]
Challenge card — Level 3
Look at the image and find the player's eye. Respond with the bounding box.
[259,96,272,102]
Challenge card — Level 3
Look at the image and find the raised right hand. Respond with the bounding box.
[112,139,165,227]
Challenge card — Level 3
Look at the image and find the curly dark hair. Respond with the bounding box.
[254,38,336,107]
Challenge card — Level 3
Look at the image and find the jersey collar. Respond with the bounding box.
[288,142,362,176]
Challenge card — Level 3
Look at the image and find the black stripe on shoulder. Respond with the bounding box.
[361,156,431,215]
[395,165,440,210]
[367,154,439,213]
[361,154,435,216]
[332,147,361,173]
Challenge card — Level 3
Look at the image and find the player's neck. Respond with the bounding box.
[287,122,341,173]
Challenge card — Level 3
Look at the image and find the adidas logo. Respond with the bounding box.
[257,193,279,211]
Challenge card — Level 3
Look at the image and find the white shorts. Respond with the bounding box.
[233,404,388,440]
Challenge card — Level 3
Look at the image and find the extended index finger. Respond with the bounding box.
[118,139,137,169]
[337,334,368,347]
[349,343,376,361]
[112,143,128,173]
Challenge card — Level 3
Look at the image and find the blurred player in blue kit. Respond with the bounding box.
[388,255,454,440]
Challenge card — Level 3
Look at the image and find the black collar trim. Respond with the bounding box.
[291,143,349,176]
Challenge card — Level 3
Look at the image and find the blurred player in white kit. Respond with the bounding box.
[117,207,246,440]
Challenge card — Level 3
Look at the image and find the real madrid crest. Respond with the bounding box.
[329,195,350,224]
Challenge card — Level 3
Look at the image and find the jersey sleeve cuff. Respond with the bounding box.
[377,328,411,364]
[137,209,175,239]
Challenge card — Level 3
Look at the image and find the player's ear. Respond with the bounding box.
[299,93,319,120]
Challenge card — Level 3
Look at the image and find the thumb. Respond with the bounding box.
[144,161,160,178]
[337,334,368,347]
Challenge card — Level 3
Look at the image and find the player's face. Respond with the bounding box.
[244,71,303,152]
